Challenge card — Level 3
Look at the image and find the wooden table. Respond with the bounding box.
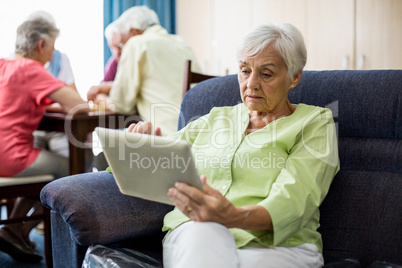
[38,111,140,175]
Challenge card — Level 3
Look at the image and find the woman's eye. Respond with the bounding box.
[240,69,250,74]
[262,73,271,78]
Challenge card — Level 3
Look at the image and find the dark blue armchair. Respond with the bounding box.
[41,70,402,267]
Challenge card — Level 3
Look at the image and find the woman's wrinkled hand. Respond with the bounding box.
[87,85,100,101]
[168,175,239,228]
[127,121,162,136]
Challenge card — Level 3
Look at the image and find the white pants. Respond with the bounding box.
[16,148,69,179]
[33,130,69,158]
[163,222,324,268]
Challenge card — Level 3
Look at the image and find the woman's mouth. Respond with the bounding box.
[247,95,262,99]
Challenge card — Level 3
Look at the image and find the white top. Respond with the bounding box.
[45,51,75,85]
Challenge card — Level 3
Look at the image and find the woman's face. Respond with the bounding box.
[110,33,123,61]
[238,44,298,114]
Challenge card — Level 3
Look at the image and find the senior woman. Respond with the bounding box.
[128,23,339,268]
[0,17,88,262]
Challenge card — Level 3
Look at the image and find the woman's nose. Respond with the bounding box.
[247,72,259,89]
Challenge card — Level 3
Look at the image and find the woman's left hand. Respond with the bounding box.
[168,175,240,228]
[127,121,162,136]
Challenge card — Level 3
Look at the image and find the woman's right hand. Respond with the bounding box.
[127,121,162,136]
[87,82,113,101]
[87,85,100,101]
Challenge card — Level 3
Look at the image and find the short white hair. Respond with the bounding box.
[115,6,160,34]
[27,10,56,26]
[237,23,307,80]
[104,21,120,43]
[15,17,59,57]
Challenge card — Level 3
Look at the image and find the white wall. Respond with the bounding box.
[0,0,104,99]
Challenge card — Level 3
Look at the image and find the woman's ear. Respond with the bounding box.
[129,28,144,37]
[37,39,45,53]
[291,71,303,88]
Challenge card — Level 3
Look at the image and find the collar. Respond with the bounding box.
[143,24,168,36]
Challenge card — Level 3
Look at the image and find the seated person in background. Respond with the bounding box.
[87,6,201,136]
[0,16,89,263]
[87,20,122,101]
[28,10,77,96]
[27,10,78,159]
[46,49,77,91]
[127,23,340,267]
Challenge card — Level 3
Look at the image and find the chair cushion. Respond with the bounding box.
[319,169,401,266]
[0,174,54,186]
[323,259,361,268]
[368,261,402,268]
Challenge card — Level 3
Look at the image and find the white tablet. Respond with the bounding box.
[95,127,202,205]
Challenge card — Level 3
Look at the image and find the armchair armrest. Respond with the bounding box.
[40,171,173,246]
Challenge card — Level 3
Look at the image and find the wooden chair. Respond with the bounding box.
[0,174,54,268]
[182,60,218,96]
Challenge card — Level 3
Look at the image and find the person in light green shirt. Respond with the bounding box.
[128,22,339,268]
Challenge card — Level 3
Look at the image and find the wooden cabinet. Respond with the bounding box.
[355,0,402,69]
[305,0,355,70]
[306,0,402,70]
[176,0,402,74]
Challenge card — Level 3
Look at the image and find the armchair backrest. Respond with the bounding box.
[179,70,401,140]
[178,70,402,266]
[178,74,241,130]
